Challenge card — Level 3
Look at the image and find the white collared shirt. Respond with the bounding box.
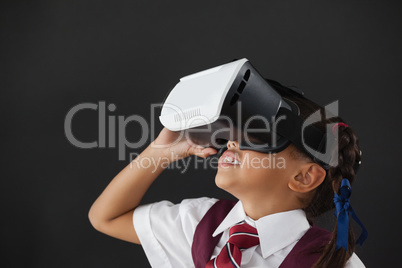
[133,197,365,268]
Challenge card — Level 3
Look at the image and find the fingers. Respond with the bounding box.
[190,145,217,159]
[153,128,183,147]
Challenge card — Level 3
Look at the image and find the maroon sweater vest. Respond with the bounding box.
[191,200,331,268]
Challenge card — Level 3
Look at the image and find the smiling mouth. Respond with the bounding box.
[221,156,241,165]
[218,149,242,168]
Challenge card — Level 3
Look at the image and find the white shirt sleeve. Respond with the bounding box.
[133,197,218,268]
[345,252,366,268]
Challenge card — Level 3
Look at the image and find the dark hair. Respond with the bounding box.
[285,93,362,268]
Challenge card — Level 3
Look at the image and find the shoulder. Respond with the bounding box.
[135,197,218,219]
[179,197,219,213]
[177,197,220,226]
[135,197,219,230]
[132,197,220,268]
[345,253,365,268]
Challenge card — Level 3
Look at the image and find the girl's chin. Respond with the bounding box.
[215,173,238,191]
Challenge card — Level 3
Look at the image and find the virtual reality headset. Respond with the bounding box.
[159,58,351,170]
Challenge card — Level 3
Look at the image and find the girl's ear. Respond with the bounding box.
[288,163,326,193]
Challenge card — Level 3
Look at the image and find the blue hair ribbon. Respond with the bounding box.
[334,178,368,251]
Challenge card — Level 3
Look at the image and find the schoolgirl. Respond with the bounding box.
[89,62,367,268]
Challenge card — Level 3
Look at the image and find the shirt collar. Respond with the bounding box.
[212,200,311,259]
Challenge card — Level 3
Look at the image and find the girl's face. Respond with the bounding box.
[215,140,303,204]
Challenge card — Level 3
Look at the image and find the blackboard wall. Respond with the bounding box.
[2,1,401,267]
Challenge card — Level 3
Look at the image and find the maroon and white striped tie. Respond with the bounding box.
[206,222,260,268]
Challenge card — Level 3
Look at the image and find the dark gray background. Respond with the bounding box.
[2,0,401,267]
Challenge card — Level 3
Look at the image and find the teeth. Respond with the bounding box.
[222,156,241,165]
[223,157,233,163]
[232,159,241,165]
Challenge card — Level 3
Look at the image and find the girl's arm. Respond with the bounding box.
[88,128,217,244]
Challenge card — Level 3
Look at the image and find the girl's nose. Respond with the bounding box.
[227,140,239,149]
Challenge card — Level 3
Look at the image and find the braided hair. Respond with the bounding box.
[285,93,362,268]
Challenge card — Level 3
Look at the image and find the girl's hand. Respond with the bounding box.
[151,127,217,162]
[89,127,218,245]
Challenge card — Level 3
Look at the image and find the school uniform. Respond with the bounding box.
[133,197,365,268]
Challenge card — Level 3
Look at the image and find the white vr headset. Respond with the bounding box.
[159,58,334,169]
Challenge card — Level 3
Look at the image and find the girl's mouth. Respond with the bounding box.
[218,151,242,168]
